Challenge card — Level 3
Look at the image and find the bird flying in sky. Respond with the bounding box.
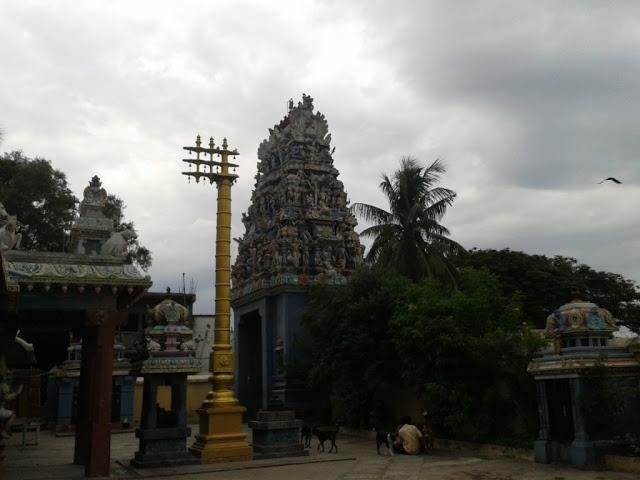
[598,177,622,184]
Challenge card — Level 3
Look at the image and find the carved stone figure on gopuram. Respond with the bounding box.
[231,94,363,299]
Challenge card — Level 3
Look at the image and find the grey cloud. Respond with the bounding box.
[1,1,639,313]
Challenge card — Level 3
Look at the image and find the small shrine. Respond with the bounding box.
[46,337,135,433]
[231,95,363,415]
[528,300,640,468]
[130,296,200,468]
[0,176,152,477]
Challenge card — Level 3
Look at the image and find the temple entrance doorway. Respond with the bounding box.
[546,379,574,462]
[237,310,263,421]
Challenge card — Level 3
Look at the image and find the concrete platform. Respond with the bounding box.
[3,426,640,480]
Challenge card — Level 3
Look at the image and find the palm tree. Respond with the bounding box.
[351,157,465,284]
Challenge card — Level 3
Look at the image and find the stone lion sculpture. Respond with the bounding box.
[0,202,8,223]
[101,228,136,256]
[0,216,22,251]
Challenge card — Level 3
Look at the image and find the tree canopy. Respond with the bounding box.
[455,248,640,332]
[0,151,77,251]
[301,267,409,427]
[351,157,464,284]
[300,266,543,441]
[392,269,543,441]
[0,150,152,270]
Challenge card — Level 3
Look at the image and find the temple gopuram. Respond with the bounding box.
[231,95,363,417]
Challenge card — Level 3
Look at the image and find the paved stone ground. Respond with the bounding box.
[3,427,638,480]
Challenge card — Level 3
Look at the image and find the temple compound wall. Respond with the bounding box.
[231,95,363,418]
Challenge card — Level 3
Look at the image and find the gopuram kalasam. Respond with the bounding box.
[231,95,363,416]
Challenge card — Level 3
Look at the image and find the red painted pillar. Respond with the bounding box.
[84,310,116,478]
[74,325,96,465]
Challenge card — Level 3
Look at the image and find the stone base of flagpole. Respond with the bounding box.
[189,400,253,463]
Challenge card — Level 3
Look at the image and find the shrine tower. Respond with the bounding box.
[231,95,363,416]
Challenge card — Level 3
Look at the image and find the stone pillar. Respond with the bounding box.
[56,379,74,430]
[533,380,551,463]
[172,377,188,429]
[569,377,595,468]
[84,309,116,478]
[120,376,136,426]
[74,326,96,465]
[140,376,158,430]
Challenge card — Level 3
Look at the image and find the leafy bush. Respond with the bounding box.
[300,266,544,441]
[301,266,409,427]
[391,269,544,441]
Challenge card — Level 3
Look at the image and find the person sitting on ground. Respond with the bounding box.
[392,415,423,455]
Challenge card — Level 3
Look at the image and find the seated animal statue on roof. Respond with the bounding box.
[101,228,136,256]
[0,215,22,251]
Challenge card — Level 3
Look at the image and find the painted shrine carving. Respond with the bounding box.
[231,95,363,299]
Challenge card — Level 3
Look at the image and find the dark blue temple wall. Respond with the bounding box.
[277,292,309,368]
[233,290,310,414]
[233,297,272,412]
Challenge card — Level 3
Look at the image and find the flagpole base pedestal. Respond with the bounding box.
[189,403,253,463]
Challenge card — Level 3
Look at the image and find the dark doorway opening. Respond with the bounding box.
[237,311,262,421]
[545,379,575,464]
[547,379,574,442]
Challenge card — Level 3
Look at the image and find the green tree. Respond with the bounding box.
[301,266,410,427]
[352,157,464,284]
[0,150,152,271]
[455,248,640,331]
[391,268,544,442]
[0,151,78,251]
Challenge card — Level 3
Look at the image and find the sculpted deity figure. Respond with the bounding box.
[305,191,315,206]
[145,335,162,352]
[262,247,273,270]
[180,337,196,352]
[0,216,22,251]
[82,175,108,207]
[335,245,347,269]
[312,249,322,267]
[0,358,23,439]
[291,240,301,267]
[0,202,8,223]
[318,190,328,209]
[101,228,136,256]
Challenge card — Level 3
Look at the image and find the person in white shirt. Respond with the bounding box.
[392,416,423,455]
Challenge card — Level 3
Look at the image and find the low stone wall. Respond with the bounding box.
[132,374,211,424]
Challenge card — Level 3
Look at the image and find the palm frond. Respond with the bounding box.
[351,203,394,225]
[359,223,400,239]
[352,155,462,285]
[423,196,456,221]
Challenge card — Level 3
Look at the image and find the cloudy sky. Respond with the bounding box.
[2,1,639,313]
